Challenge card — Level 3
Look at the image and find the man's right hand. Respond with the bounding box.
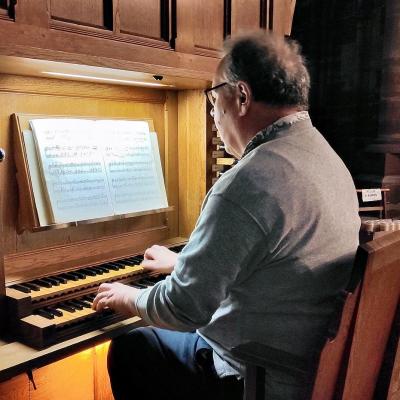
[142,245,179,274]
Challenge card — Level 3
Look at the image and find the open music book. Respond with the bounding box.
[24,118,168,225]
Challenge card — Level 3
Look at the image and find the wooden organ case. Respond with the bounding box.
[0,73,215,388]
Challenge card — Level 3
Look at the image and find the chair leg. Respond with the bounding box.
[244,365,265,400]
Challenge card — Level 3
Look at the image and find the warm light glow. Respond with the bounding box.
[95,341,111,352]
[42,71,174,87]
[79,348,93,359]
[75,342,110,359]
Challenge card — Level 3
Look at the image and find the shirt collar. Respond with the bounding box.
[241,111,310,158]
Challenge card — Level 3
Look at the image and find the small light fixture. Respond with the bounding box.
[42,71,173,87]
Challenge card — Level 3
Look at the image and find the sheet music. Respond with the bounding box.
[29,118,169,225]
[23,130,52,226]
[30,119,114,223]
[98,120,168,214]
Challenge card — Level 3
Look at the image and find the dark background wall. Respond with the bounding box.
[291,0,386,177]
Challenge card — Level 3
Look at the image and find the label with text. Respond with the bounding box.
[361,189,382,202]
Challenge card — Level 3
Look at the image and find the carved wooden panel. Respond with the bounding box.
[50,0,113,30]
[120,0,161,39]
[193,0,226,57]
[118,0,175,48]
[231,0,295,35]
[177,0,286,58]
[271,0,296,36]
[231,0,265,33]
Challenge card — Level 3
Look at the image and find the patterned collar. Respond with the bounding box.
[241,111,310,158]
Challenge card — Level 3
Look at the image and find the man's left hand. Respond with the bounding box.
[92,282,141,317]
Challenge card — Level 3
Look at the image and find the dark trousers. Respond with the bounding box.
[107,327,244,400]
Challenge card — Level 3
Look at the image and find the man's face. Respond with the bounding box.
[211,72,239,158]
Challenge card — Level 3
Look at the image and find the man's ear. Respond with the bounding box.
[237,81,251,116]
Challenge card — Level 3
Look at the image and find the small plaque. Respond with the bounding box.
[362,189,382,202]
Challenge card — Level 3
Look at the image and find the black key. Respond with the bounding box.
[46,307,63,317]
[112,261,127,267]
[58,303,76,312]
[60,273,79,281]
[129,256,143,263]
[54,275,68,284]
[70,271,86,279]
[102,307,114,315]
[90,267,104,275]
[83,296,94,304]
[34,309,55,320]
[112,261,127,269]
[75,299,91,308]
[84,267,100,275]
[79,268,97,277]
[86,293,96,300]
[103,263,120,271]
[33,279,52,288]
[96,266,110,273]
[121,259,135,266]
[67,300,83,310]
[24,282,41,291]
[42,277,60,286]
[75,269,88,277]
[140,279,156,286]
[131,283,147,289]
[10,284,31,293]
[171,245,185,252]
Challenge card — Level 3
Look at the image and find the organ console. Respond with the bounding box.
[0,111,192,352]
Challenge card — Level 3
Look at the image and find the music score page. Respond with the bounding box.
[29,118,168,224]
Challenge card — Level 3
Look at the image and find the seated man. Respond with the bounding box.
[93,31,360,400]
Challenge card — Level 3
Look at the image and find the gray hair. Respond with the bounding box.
[222,31,310,109]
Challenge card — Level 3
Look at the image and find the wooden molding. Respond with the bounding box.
[0,74,166,103]
[164,91,179,238]
[4,225,169,283]
[0,21,218,81]
[178,90,208,237]
[194,47,221,58]
[51,20,173,51]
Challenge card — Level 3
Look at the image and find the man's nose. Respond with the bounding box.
[210,108,215,118]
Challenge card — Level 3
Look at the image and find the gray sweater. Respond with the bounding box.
[137,113,360,379]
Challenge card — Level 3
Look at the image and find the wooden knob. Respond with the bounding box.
[0,148,5,162]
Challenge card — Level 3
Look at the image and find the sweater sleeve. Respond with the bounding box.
[136,193,267,331]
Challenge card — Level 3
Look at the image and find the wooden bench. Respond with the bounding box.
[233,231,400,400]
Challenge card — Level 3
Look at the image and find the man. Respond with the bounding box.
[93,31,360,400]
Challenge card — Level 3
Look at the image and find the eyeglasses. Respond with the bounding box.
[204,82,229,107]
